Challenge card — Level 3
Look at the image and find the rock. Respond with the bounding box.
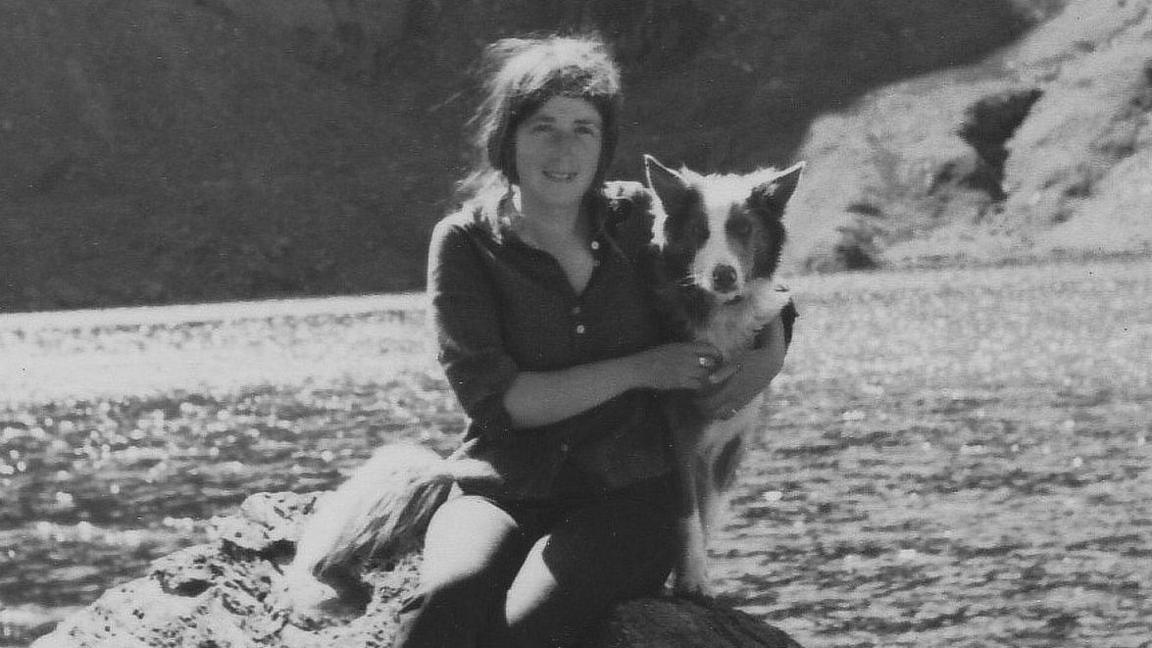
[591,598,804,648]
[31,491,804,648]
[0,605,69,647]
[211,491,318,554]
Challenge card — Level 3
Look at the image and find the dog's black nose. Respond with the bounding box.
[712,265,738,293]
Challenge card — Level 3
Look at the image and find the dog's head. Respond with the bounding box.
[643,155,804,305]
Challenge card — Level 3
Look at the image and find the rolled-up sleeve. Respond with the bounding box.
[426,218,520,441]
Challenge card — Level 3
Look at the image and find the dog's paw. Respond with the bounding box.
[671,562,716,602]
[672,579,718,605]
[752,284,792,321]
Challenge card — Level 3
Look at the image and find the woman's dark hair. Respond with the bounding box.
[459,34,622,200]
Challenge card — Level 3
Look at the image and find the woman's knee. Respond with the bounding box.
[420,495,523,584]
[397,496,527,648]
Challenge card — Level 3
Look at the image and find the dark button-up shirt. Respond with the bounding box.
[427,182,674,501]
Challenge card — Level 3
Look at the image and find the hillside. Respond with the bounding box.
[787,0,1152,270]
[4,0,1146,312]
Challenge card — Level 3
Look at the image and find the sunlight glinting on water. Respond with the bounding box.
[0,293,434,406]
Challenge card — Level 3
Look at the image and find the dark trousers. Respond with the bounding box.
[393,475,679,648]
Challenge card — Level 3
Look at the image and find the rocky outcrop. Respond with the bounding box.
[787,0,1152,271]
[30,491,803,648]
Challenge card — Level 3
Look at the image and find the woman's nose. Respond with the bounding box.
[549,129,576,150]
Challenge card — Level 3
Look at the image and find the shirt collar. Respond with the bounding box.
[489,186,612,249]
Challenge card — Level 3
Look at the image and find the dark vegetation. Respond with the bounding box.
[0,0,1083,311]
[955,88,1045,200]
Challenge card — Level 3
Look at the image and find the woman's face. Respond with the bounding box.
[513,96,603,215]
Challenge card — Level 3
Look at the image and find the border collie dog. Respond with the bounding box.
[643,155,803,597]
[279,158,804,613]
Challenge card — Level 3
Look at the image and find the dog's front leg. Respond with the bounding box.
[673,436,714,598]
[675,486,713,597]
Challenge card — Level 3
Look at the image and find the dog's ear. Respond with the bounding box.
[750,162,805,214]
[643,155,692,217]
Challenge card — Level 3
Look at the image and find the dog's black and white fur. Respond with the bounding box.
[643,155,803,596]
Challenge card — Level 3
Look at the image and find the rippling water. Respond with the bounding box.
[2,260,1150,647]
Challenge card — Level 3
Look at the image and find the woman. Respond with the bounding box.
[399,34,790,648]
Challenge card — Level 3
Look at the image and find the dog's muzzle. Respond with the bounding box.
[711,265,738,293]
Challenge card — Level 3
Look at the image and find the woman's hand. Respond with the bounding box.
[502,341,721,428]
[631,342,724,391]
[694,318,788,419]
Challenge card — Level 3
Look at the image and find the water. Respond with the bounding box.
[2,260,1150,647]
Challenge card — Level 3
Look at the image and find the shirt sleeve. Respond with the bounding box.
[426,217,520,441]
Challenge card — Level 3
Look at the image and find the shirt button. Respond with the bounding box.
[560,441,570,453]
[575,324,586,335]
[590,240,600,251]
[571,305,581,315]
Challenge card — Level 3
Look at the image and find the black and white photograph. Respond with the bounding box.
[1,1,1149,646]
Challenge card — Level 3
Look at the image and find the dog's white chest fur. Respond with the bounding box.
[687,278,790,460]
[693,279,792,363]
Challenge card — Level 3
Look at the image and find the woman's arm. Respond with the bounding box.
[428,216,722,435]
[693,316,789,419]
[503,341,722,429]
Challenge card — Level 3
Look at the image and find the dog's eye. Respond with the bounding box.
[727,218,752,238]
[676,218,707,241]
